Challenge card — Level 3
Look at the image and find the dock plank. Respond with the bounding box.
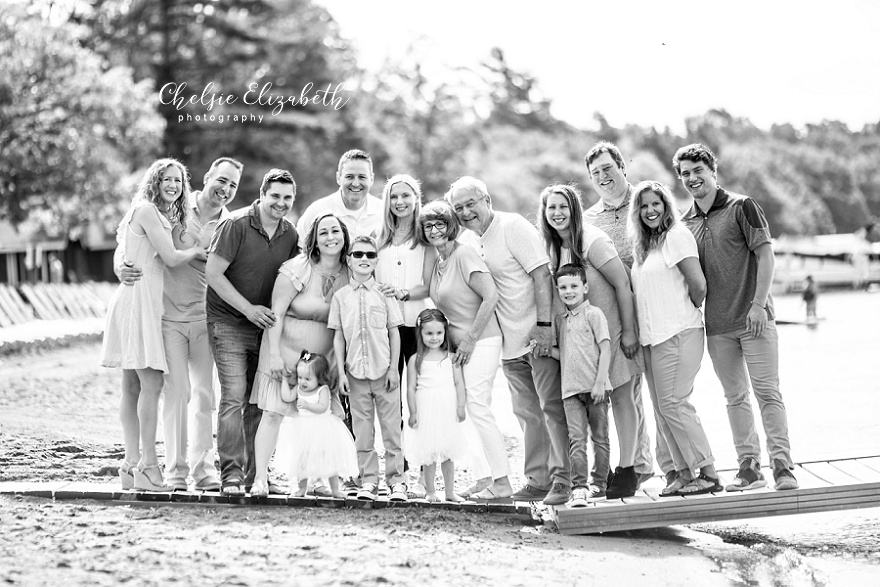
[828,459,880,483]
[800,461,863,485]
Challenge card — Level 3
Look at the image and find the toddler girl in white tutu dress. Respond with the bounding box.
[277,351,357,498]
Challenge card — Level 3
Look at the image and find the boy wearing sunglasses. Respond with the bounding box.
[329,235,405,500]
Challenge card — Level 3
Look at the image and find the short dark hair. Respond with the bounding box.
[416,200,461,246]
[585,141,626,175]
[260,168,296,198]
[672,143,717,176]
[555,263,587,284]
[337,149,373,175]
[206,157,244,176]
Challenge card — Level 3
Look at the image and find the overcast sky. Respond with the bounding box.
[317,0,880,133]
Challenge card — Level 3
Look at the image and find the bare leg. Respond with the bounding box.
[253,411,284,486]
[329,476,345,499]
[120,369,142,466]
[441,460,463,502]
[293,478,308,497]
[135,367,164,466]
[610,377,637,467]
[424,463,440,502]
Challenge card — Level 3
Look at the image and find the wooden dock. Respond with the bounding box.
[554,456,880,535]
[2,457,878,534]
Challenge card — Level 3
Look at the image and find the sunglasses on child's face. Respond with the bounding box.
[350,250,378,259]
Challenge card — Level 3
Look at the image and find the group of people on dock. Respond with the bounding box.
[99,141,799,509]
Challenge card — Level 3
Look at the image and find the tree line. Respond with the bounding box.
[2,0,878,241]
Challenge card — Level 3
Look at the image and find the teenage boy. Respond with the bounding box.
[551,264,612,506]
[329,235,406,501]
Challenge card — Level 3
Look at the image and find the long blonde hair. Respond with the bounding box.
[627,180,679,266]
[378,174,422,250]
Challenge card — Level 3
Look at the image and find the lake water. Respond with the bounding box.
[487,289,880,585]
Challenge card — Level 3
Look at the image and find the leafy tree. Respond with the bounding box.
[72,0,364,208]
[0,4,163,235]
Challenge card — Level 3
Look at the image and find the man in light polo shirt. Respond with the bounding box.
[447,176,572,507]
[584,141,656,496]
[675,143,798,492]
[117,157,242,491]
[295,149,383,248]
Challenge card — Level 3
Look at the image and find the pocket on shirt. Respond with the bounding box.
[369,306,386,329]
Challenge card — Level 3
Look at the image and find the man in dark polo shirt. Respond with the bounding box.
[206,168,299,495]
[675,143,798,492]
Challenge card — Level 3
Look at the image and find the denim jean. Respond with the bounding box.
[707,322,792,468]
[207,320,264,487]
[502,353,570,488]
[563,393,611,489]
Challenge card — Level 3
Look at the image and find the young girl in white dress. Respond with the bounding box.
[404,309,469,502]
[275,351,357,498]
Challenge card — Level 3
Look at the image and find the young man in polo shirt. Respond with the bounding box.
[295,149,384,249]
[584,141,656,496]
[675,143,798,492]
[206,168,300,496]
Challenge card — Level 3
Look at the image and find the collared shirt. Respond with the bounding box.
[584,184,635,270]
[295,190,384,250]
[163,191,230,322]
[682,186,775,336]
[206,199,299,325]
[328,277,404,380]
[555,300,610,399]
[478,211,550,360]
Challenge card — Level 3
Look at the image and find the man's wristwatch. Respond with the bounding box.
[536,321,551,327]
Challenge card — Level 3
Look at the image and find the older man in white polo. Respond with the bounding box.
[446,177,571,506]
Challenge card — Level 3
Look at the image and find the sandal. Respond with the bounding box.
[133,464,171,492]
[470,485,513,500]
[222,482,245,496]
[676,473,723,496]
[119,461,135,490]
[406,482,427,500]
[659,472,687,497]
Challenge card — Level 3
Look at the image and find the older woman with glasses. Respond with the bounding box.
[418,200,512,499]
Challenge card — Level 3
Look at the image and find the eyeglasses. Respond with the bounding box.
[422,220,448,233]
[350,250,378,259]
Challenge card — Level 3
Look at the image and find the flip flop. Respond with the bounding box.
[676,474,723,496]
[222,483,245,496]
[470,486,513,500]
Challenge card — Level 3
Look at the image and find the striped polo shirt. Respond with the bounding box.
[584,184,635,270]
[682,187,776,336]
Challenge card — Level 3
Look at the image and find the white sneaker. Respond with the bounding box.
[568,487,589,508]
[357,482,378,501]
[389,483,408,502]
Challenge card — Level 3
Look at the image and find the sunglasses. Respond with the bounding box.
[350,250,378,259]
